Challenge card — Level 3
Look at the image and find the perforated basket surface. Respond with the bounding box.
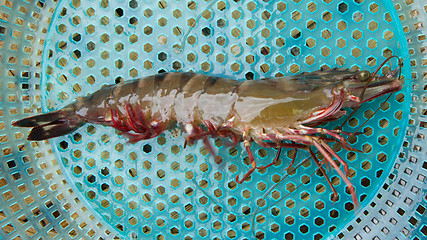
[0,0,426,239]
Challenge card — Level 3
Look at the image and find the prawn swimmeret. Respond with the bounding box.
[14,56,403,206]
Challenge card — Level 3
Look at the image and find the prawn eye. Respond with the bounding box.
[357,70,371,82]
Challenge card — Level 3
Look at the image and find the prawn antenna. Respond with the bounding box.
[353,93,393,135]
[251,155,314,238]
[359,55,401,101]
[191,178,248,217]
[174,0,219,53]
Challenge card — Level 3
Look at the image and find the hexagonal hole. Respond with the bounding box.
[352,29,362,40]
[276,55,285,65]
[285,216,295,226]
[369,20,378,32]
[158,17,167,27]
[72,15,81,26]
[290,28,301,39]
[291,10,301,21]
[305,38,316,49]
[100,167,110,176]
[322,11,332,22]
[201,27,211,37]
[261,28,271,38]
[72,49,81,60]
[307,2,317,12]
[382,48,393,58]
[351,47,362,58]
[286,199,295,209]
[336,38,346,49]
[338,2,348,13]
[270,207,280,216]
[87,190,96,200]
[115,8,124,17]
[336,56,345,66]
[300,224,309,234]
[315,200,325,210]
[306,19,316,30]
[100,33,110,43]
[381,102,390,111]
[367,56,377,66]
[321,47,331,57]
[286,182,296,192]
[262,10,271,21]
[231,27,241,38]
[337,20,347,31]
[316,183,325,194]
[158,52,167,62]
[276,19,286,30]
[232,10,242,20]
[368,39,378,49]
[232,62,241,72]
[73,165,82,175]
[314,217,324,226]
[305,55,315,65]
[72,32,82,42]
[144,26,153,35]
[353,11,363,22]
[329,209,339,218]
[260,63,269,73]
[58,24,67,34]
[290,46,300,56]
[300,191,310,201]
[129,16,138,26]
[260,46,270,56]
[270,223,279,233]
[362,160,372,170]
[100,16,109,25]
[275,37,285,48]
[321,29,332,40]
[87,174,96,183]
[384,30,394,41]
[101,68,110,77]
[289,63,300,74]
[345,202,354,211]
[369,3,379,14]
[277,2,286,12]
[300,207,309,217]
[101,183,109,192]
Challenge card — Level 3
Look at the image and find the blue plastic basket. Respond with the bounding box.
[1,0,426,239]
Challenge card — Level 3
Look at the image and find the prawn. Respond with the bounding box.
[13,56,403,206]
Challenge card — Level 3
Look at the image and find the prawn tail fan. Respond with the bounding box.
[13,109,84,140]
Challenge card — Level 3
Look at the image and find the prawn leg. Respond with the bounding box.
[256,148,282,170]
[313,140,358,206]
[273,133,358,206]
[111,103,166,143]
[236,139,307,183]
[298,85,347,125]
[308,148,339,202]
[204,120,241,146]
[291,126,357,151]
[256,147,298,171]
[125,104,150,133]
[289,127,352,177]
[184,124,216,156]
[235,141,257,184]
[184,120,240,155]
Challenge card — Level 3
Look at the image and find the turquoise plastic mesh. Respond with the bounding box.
[1,0,426,239]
